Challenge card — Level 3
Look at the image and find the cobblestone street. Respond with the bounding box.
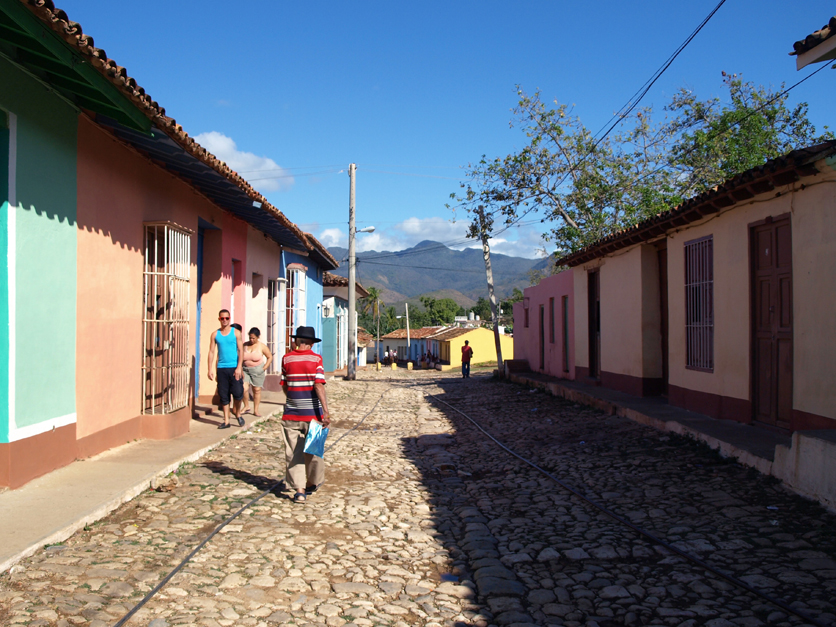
[1,370,835,627]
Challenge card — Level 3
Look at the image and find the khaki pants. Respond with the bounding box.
[282,419,325,492]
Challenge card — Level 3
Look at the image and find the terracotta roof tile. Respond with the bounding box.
[557,141,836,267]
[429,327,472,341]
[322,271,368,296]
[18,0,320,259]
[381,327,445,340]
[791,16,836,56]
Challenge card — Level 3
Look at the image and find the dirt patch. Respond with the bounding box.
[324,466,372,490]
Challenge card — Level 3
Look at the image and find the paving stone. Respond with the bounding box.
[2,371,835,627]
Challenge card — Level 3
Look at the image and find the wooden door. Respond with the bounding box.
[588,271,601,378]
[539,305,545,370]
[751,217,793,428]
[657,245,669,395]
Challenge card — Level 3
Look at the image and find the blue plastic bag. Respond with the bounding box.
[304,420,329,458]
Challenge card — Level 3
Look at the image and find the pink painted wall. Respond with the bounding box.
[76,117,226,441]
[513,270,575,379]
[221,213,248,328]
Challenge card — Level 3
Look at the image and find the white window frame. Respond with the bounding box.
[286,265,307,350]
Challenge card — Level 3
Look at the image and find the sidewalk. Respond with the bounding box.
[0,397,284,573]
[504,369,836,512]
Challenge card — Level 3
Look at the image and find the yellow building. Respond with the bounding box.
[431,327,514,370]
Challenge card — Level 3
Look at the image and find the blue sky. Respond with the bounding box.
[59,1,836,258]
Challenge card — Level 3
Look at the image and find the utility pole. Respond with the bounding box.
[405,302,411,357]
[376,297,380,363]
[475,206,503,376]
[347,163,357,381]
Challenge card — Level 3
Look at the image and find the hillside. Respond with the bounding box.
[329,240,550,300]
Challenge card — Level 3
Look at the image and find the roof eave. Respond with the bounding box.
[796,35,836,70]
[557,142,836,267]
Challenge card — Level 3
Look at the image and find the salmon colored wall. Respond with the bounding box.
[668,169,836,422]
[514,270,575,379]
[76,117,224,440]
[222,213,247,328]
[198,229,223,400]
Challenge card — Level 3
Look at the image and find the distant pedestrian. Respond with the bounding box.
[242,327,272,417]
[281,326,331,505]
[207,309,244,428]
[461,340,473,378]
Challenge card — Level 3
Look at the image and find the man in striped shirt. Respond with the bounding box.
[281,326,331,504]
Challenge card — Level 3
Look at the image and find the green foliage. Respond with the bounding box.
[419,296,463,326]
[451,75,832,256]
[667,72,833,198]
[471,297,492,321]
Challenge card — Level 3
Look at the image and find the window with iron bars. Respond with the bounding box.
[684,235,714,372]
[142,223,191,414]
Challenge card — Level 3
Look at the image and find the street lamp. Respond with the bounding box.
[347,162,375,380]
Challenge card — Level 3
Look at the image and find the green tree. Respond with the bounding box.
[360,287,383,318]
[470,297,492,321]
[667,72,832,198]
[419,296,462,326]
[451,76,832,256]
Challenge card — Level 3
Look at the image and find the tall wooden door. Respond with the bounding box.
[751,217,793,428]
[539,305,545,370]
[588,271,601,378]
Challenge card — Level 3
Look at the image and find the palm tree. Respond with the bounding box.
[361,287,383,318]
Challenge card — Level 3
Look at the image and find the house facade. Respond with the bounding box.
[321,271,368,373]
[558,142,836,432]
[513,270,575,380]
[0,0,336,488]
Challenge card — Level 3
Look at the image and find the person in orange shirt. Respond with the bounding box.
[461,340,473,378]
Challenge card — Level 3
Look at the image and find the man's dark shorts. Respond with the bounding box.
[217,367,244,406]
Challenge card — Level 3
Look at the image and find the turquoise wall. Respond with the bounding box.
[283,250,325,356]
[0,56,77,442]
[0,117,8,442]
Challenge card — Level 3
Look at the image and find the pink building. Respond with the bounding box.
[512,270,575,379]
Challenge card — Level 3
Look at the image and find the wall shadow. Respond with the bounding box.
[398,373,836,627]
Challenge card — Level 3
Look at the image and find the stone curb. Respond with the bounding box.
[0,411,278,574]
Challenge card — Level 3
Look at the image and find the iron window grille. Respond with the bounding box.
[142,222,192,414]
[684,235,714,372]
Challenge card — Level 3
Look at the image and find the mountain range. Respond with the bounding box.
[328,240,550,305]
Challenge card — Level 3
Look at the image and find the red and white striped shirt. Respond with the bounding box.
[281,350,326,422]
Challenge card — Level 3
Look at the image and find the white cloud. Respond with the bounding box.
[193,131,293,194]
[318,216,549,259]
[318,228,346,249]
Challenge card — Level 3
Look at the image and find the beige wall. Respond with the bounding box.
[666,168,836,421]
[599,247,644,378]
[573,247,663,382]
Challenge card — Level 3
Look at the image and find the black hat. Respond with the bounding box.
[291,326,321,343]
